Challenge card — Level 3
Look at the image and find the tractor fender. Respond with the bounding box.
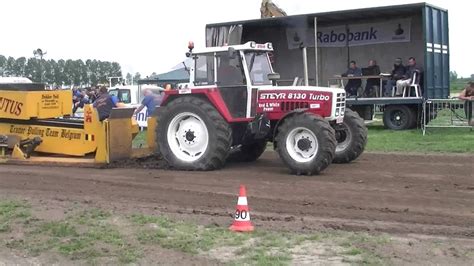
[272,109,309,149]
[161,90,250,123]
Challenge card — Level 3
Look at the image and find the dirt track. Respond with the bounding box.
[0,152,473,237]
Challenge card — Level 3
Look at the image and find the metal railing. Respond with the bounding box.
[422,98,473,135]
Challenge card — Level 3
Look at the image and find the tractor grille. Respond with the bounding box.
[280,102,309,111]
[335,92,346,117]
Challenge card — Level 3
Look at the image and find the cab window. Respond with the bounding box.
[194,54,215,86]
[244,52,272,86]
[216,52,246,86]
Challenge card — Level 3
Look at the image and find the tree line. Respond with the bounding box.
[0,55,123,86]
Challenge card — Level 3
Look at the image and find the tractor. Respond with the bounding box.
[156,41,367,175]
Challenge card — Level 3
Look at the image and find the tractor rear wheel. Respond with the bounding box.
[156,96,232,170]
[275,113,336,175]
[333,109,367,163]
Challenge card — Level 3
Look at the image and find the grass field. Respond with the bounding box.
[450,80,471,95]
[0,200,388,265]
[366,125,473,153]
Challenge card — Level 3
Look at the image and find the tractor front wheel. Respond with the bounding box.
[275,113,336,175]
[332,109,367,163]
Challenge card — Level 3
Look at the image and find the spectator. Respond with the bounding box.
[87,87,98,103]
[395,57,423,96]
[93,86,118,121]
[134,89,162,117]
[341,60,362,97]
[72,90,91,115]
[364,59,381,97]
[383,58,406,96]
[458,81,474,126]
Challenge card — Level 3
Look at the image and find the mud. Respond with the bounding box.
[0,152,473,237]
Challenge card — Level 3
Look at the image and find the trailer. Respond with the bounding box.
[0,83,156,165]
[206,2,449,129]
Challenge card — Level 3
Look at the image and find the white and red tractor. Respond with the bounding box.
[156,41,367,175]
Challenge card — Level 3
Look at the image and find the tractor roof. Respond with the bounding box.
[192,41,273,54]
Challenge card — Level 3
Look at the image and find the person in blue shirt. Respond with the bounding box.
[134,89,162,117]
[341,60,362,97]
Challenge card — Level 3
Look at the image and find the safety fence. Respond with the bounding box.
[422,99,473,135]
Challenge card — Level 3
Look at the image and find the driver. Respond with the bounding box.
[217,55,243,86]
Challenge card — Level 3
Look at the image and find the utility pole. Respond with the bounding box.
[33,48,47,82]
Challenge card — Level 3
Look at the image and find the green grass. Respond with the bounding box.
[133,130,147,148]
[132,213,389,265]
[0,201,31,233]
[366,125,473,153]
[450,80,471,95]
[0,201,394,265]
[3,207,139,263]
[133,214,252,254]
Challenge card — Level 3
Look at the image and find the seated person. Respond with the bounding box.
[363,59,381,97]
[341,60,362,97]
[217,55,244,86]
[384,58,406,97]
[458,81,474,126]
[395,57,423,96]
[93,86,119,121]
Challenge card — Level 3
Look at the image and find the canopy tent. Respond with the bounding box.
[138,61,191,85]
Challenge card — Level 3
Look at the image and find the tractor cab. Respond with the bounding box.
[184,41,275,119]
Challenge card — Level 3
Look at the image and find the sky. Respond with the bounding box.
[0,0,471,78]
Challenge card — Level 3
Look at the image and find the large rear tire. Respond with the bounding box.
[156,96,232,170]
[333,109,367,163]
[228,140,267,162]
[275,113,336,175]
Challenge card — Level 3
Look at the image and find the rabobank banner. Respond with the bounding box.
[286,18,411,49]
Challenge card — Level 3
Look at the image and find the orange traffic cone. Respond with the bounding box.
[229,185,254,232]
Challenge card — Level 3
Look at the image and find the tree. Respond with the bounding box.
[88,59,99,85]
[449,71,458,82]
[24,58,41,82]
[125,72,132,85]
[14,57,27,77]
[0,55,6,75]
[133,72,141,85]
[5,57,16,76]
[0,53,123,86]
[44,59,55,84]
[110,62,122,78]
[55,59,66,85]
[73,60,85,86]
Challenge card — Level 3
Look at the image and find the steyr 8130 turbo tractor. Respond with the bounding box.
[156,41,367,175]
